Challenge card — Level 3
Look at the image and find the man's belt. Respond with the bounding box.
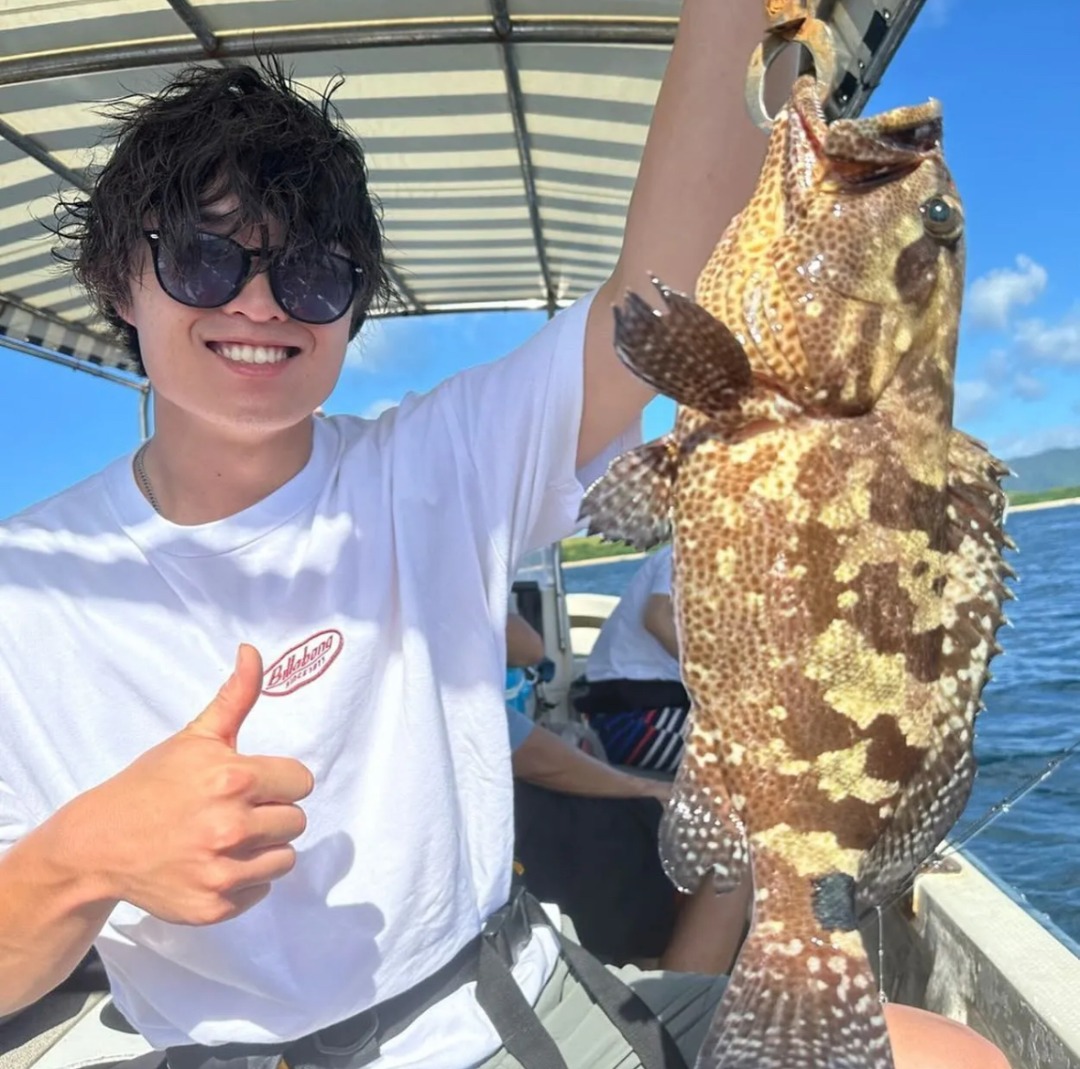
[163,885,687,1069]
[165,885,536,1069]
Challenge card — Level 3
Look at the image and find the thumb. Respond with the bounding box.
[188,644,264,748]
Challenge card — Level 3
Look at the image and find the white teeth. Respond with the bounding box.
[214,343,292,365]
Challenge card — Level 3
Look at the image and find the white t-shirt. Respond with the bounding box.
[0,295,598,1067]
[585,545,680,683]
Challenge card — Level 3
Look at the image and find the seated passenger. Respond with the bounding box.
[503,612,750,974]
[578,544,689,772]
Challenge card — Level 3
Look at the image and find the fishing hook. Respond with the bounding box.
[745,2,838,131]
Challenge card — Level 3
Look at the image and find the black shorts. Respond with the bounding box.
[512,782,679,964]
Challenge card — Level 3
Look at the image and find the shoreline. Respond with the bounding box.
[562,551,647,569]
[1007,496,1080,514]
[563,495,1080,568]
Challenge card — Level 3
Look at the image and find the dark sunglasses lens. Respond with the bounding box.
[272,250,357,324]
[155,233,244,307]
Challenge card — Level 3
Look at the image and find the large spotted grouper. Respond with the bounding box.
[582,75,1015,1069]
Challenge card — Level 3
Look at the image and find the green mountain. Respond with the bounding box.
[1002,447,1080,493]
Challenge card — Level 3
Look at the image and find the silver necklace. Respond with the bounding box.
[134,442,161,514]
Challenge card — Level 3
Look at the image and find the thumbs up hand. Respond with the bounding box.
[185,642,267,749]
[80,645,314,925]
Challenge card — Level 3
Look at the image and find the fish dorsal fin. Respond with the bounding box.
[613,279,753,418]
[857,430,1015,911]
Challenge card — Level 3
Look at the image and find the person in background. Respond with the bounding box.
[505,607,668,805]
[578,544,689,773]
[504,612,749,975]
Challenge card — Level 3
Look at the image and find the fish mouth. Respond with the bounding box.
[790,75,943,187]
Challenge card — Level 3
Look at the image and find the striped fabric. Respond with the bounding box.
[589,705,690,774]
[0,1,925,377]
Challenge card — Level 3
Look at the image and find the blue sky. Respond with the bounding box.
[2,0,1078,520]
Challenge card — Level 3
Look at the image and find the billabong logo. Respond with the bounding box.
[262,630,343,696]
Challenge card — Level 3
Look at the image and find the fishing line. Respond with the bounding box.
[876,905,888,1004]
[863,734,1080,999]
[938,735,1080,860]
[872,733,1080,917]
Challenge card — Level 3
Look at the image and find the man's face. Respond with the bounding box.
[117,207,354,435]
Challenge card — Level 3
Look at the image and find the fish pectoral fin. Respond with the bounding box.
[579,436,677,550]
[659,755,749,894]
[857,430,1014,913]
[613,278,753,417]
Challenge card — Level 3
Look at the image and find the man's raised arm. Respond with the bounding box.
[578,0,781,468]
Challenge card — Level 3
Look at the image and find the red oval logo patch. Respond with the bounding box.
[262,629,344,697]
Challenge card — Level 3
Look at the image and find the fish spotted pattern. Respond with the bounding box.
[581,75,1015,1069]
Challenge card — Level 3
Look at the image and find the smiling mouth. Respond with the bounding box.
[207,342,301,365]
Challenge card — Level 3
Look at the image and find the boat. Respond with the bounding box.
[2,2,1078,1068]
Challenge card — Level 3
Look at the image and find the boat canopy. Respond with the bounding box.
[0,0,925,380]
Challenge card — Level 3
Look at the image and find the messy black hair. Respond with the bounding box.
[52,58,392,374]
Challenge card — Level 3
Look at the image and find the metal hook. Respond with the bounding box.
[744,16,838,132]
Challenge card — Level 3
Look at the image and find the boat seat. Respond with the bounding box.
[566,592,619,659]
[0,959,158,1069]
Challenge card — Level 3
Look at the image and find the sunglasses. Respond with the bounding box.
[143,229,363,325]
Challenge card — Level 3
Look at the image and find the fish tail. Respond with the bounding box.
[695,926,894,1069]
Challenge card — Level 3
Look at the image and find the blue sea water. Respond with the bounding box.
[563,504,1080,945]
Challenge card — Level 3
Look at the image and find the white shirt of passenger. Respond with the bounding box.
[585,545,680,683]
[0,295,607,1069]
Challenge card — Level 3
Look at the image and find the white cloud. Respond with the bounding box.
[361,398,398,420]
[982,348,1010,384]
[966,255,1047,331]
[1010,372,1047,401]
[994,424,1080,460]
[954,379,996,423]
[920,0,954,28]
[1012,313,1080,366]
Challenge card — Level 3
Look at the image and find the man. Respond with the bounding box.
[0,2,1010,1066]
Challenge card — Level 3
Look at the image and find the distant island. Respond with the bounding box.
[1003,446,1080,495]
[1008,484,1080,507]
[561,535,645,563]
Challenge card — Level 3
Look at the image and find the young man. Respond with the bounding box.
[0,1,1011,1066]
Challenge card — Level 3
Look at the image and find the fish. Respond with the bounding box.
[580,74,1015,1069]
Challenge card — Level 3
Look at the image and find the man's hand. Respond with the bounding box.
[0,645,314,1014]
[83,644,313,925]
[633,776,673,805]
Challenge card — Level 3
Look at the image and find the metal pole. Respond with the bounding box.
[490,1,557,315]
[164,0,220,55]
[139,387,152,441]
[0,20,678,87]
[0,117,88,190]
[2,334,147,392]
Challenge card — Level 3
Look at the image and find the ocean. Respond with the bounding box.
[562,504,1080,946]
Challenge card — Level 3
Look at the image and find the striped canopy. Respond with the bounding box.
[0,0,925,379]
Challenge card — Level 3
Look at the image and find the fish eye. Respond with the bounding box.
[921,195,963,242]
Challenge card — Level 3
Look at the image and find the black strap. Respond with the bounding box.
[475,932,568,1069]
[522,895,688,1069]
[160,886,687,1069]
